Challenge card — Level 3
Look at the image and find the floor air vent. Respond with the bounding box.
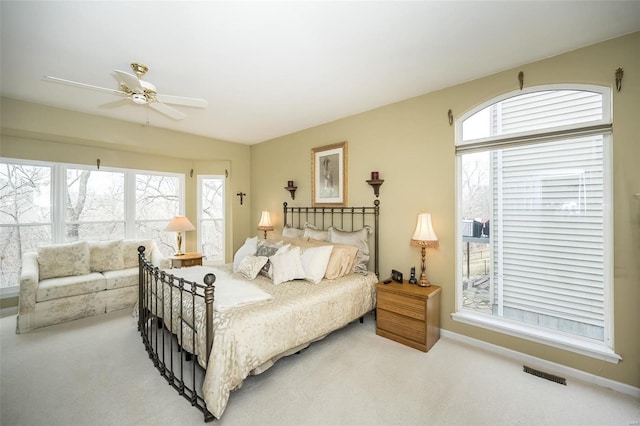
[523,365,567,385]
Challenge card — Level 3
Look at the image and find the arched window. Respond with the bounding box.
[453,85,618,363]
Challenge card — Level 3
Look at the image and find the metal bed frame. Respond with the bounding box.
[137,201,380,422]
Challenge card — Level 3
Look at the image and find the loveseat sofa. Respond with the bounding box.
[17,239,166,333]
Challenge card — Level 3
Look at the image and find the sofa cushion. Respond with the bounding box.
[38,241,91,280]
[89,240,125,272]
[103,268,138,290]
[122,240,153,269]
[36,273,105,302]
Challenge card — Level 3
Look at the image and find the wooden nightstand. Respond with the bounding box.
[376,280,441,352]
[169,253,203,268]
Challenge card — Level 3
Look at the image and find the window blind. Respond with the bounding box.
[492,137,605,339]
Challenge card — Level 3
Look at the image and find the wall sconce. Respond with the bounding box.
[257,210,274,239]
[410,213,439,287]
[165,215,196,256]
[366,171,384,198]
[285,180,297,200]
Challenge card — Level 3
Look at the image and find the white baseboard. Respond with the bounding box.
[440,329,640,400]
[0,306,18,319]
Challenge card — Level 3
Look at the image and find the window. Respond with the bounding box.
[198,175,225,264]
[134,172,182,254]
[64,168,125,241]
[0,161,52,295]
[453,85,618,363]
[0,159,185,294]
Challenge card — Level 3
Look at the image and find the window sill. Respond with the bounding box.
[451,310,621,364]
[0,286,19,299]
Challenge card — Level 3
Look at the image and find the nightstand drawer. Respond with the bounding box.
[169,253,203,268]
[377,291,425,321]
[181,258,201,267]
[377,309,425,343]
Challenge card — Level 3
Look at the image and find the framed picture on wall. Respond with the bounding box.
[311,141,347,206]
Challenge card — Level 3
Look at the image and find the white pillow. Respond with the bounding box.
[282,225,304,239]
[303,223,329,242]
[300,245,333,284]
[270,246,306,285]
[233,236,258,272]
[236,255,269,280]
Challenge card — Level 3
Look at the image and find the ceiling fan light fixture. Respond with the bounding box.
[43,62,207,121]
[131,93,147,105]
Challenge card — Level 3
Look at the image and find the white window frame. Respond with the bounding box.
[452,84,620,364]
[0,158,185,296]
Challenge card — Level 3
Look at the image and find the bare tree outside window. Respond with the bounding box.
[199,176,224,263]
[0,163,52,288]
[65,169,125,241]
[135,173,180,255]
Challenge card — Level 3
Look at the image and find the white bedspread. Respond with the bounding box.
[146,264,377,419]
[165,266,273,311]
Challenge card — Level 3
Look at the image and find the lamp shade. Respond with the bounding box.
[257,210,274,230]
[411,213,438,245]
[164,215,195,232]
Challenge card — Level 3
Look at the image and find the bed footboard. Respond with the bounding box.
[137,246,217,422]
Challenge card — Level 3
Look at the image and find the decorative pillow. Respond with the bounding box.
[290,238,357,279]
[303,223,329,242]
[88,240,124,272]
[236,255,269,280]
[270,246,306,285]
[38,241,91,280]
[282,225,304,239]
[300,245,333,284]
[328,226,372,275]
[323,243,358,279]
[256,240,288,278]
[233,236,258,272]
[122,240,153,268]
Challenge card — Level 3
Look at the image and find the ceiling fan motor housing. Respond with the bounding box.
[131,93,147,104]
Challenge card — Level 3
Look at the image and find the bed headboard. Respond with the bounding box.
[283,200,380,277]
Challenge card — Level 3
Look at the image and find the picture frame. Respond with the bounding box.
[311,141,347,207]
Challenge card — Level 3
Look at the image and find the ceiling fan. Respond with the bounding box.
[43,62,208,120]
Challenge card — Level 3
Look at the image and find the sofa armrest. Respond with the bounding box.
[17,252,39,333]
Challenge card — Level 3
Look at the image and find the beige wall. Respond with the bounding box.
[0,98,252,261]
[250,32,640,387]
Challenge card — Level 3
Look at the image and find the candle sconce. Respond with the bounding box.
[366,171,384,198]
[285,180,298,200]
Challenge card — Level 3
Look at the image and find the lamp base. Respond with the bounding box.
[418,275,431,287]
[175,232,183,257]
[418,245,431,287]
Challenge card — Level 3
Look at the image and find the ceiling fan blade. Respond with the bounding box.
[98,99,132,109]
[114,70,143,92]
[43,76,128,97]
[155,93,208,108]
[149,102,187,120]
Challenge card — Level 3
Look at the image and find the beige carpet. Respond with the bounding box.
[1,308,638,426]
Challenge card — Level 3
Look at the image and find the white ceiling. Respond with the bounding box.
[2,1,639,145]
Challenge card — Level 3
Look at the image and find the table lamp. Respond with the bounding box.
[257,210,274,239]
[410,212,439,287]
[165,215,195,255]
